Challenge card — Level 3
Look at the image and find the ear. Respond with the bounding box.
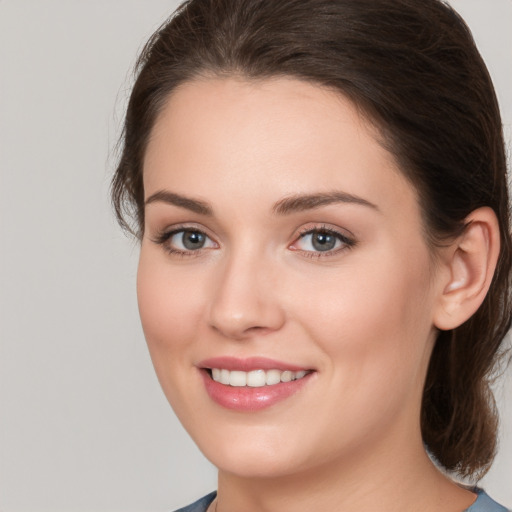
[433,207,500,331]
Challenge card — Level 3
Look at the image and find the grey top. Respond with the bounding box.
[173,489,510,512]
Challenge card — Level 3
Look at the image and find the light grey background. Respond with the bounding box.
[0,1,510,510]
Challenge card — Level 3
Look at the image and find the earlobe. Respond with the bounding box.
[433,207,500,331]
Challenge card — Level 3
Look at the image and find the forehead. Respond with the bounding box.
[143,76,417,220]
[147,76,377,157]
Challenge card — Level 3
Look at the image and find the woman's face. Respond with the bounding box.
[138,77,444,478]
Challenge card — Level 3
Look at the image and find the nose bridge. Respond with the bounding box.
[208,241,284,339]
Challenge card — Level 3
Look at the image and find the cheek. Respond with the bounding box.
[287,252,435,450]
[136,249,206,363]
[292,243,435,382]
[136,248,216,424]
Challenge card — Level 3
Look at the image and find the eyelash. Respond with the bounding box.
[151,224,356,259]
[292,225,356,259]
[151,225,216,258]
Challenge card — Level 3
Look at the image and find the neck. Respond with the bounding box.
[215,432,475,512]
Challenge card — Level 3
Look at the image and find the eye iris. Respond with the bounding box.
[312,231,337,251]
[182,230,205,250]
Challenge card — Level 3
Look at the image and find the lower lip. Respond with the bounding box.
[200,370,313,411]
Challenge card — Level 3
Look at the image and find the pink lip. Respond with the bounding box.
[197,356,309,372]
[197,357,314,412]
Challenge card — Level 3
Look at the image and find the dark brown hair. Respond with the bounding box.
[112,0,512,479]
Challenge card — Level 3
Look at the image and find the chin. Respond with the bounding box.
[212,452,302,479]
[194,430,310,479]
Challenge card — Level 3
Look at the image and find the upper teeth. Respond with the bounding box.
[211,369,308,387]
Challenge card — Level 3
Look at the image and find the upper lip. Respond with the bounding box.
[197,356,312,372]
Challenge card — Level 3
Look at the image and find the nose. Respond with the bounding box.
[207,249,286,340]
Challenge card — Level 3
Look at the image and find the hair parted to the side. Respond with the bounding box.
[112,0,512,480]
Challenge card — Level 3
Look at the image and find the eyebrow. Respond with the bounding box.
[144,189,378,216]
[272,191,379,215]
[145,190,213,215]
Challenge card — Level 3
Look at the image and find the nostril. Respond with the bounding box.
[210,323,276,340]
[247,325,268,332]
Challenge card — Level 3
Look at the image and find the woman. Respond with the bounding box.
[112,0,511,510]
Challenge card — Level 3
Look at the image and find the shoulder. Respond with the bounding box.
[173,491,217,512]
[465,489,510,512]
[170,489,510,512]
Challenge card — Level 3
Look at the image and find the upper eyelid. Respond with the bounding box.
[295,223,356,241]
[294,228,354,244]
[151,223,215,240]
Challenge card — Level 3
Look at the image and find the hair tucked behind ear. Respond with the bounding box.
[112,0,512,479]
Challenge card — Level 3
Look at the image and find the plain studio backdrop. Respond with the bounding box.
[0,1,510,510]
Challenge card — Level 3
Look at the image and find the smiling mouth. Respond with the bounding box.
[207,368,312,388]
[200,359,315,410]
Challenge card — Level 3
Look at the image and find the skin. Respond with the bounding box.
[138,77,484,512]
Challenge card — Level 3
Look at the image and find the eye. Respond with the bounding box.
[290,227,355,256]
[171,230,212,250]
[153,227,217,255]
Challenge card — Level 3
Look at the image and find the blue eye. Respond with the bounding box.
[172,230,208,250]
[292,228,355,255]
[155,228,217,255]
